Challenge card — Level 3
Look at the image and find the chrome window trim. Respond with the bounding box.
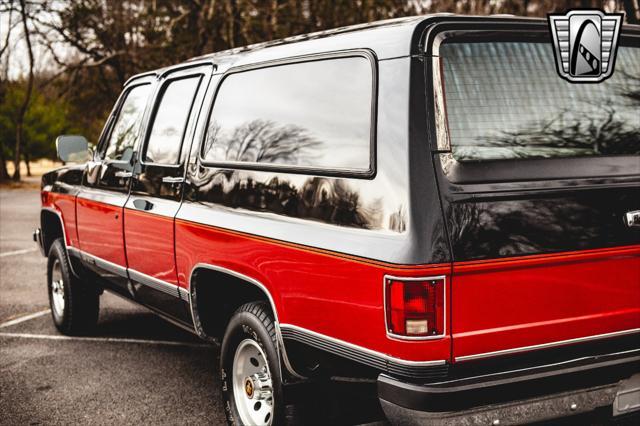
[280,323,447,367]
[198,49,378,179]
[455,328,640,362]
[383,274,447,341]
[426,23,640,178]
[140,73,206,167]
[97,81,154,161]
[188,262,306,379]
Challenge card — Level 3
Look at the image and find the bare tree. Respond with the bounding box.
[12,0,34,181]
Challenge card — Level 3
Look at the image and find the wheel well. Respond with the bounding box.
[41,210,64,255]
[191,267,273,340]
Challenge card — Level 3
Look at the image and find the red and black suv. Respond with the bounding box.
[35,15,640,425]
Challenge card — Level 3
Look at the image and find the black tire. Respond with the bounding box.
[47,238,99,335]
[221,302,285,426]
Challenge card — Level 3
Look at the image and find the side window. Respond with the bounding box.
[103,84,152,162]
[144,76,202,165]
[201,56,373,173]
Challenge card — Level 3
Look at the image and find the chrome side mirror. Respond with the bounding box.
[56,135,91,163]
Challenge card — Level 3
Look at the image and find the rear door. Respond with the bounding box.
[428,23,640,362]
[76,78,154,292]
[124,64,211,322]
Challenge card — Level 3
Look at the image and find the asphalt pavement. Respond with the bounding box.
[0,186,388,425]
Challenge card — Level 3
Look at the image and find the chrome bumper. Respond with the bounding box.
[33,228,45,256]
[379,349,640,425]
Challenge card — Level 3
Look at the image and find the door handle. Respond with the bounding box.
[114,171,133,179]
[162,176,184,184]
[132,199,154,211]
[625,210,640,228]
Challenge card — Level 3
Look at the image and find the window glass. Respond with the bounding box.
[104,84,152,162]
[202,56,373,171]
[145,76,201,164]
[440,41,639,161]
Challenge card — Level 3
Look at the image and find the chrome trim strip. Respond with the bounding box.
[41,207,78,276]
[128,268,180,299]
[79,250,128,278]
[103,286,197,336]
[188,263,306,379]
[178,286,190,300]
[67,246,81,257]
[433,348,640,386]
[280,323,447,367]
[383,274,447,341]
[455,328,640,362]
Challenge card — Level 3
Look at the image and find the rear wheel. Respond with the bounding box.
[221,302,284,425]
[47,238,99,335]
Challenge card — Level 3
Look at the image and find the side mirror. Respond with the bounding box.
[56,135,91,163]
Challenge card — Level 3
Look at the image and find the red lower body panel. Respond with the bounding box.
[43,192,78,248]
[452,246,640,361]
[76,196,127,267]
[124,209,178,285]
[175,219,451,362]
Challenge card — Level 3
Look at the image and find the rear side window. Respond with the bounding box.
[201,56,373,173]
[145,76,202,165]
[104,84,152,162]
[440,40,640,161]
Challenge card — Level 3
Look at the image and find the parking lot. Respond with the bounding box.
[0,186,389,425]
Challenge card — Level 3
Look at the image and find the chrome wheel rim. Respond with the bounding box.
[232,339,274,425]
[50,259,65,318]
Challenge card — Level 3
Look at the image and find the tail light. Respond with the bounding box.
[385,276,446,339]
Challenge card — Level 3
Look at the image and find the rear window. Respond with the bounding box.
[201,55,374,174]
[440,40,640,161]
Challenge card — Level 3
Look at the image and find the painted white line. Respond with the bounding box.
[0,309,50,328]
[0,332,211,348]
[0,247,37,258]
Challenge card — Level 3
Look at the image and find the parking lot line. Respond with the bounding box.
[0,309,50,328]
[0,332,212,348]
[0,248,37,258]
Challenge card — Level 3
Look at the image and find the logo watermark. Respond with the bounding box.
[548,10,623,83]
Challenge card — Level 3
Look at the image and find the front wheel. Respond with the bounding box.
[221,302,284,426]
[47,238,99,335]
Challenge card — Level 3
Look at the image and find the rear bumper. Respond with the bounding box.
[379,349,640,425]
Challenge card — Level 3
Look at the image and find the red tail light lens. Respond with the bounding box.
[385,276,445,338]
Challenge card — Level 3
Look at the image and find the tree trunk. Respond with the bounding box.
[25,150,32,177]
[13,0,35,182]
[0,149,9,181]
[623,0,639,24]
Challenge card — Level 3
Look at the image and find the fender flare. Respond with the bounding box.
[187,263,306,380]
[41,207,79,276]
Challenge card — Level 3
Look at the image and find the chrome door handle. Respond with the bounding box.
[161,176,184,184]
[132,199,154,211]
[114,171,133,178]
[625,210,640,228]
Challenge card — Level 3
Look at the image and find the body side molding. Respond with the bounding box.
[455,328,640,362]
[280,323,449,380]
